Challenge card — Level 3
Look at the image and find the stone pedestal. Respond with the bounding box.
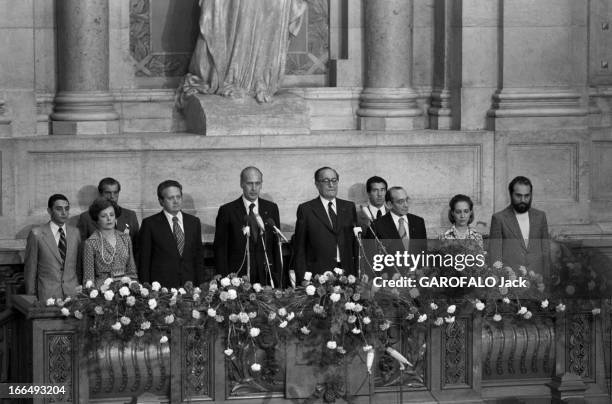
[182,92,310,136]
[50,0,118,135]
[486,0,589,130]
[357,0,424,130]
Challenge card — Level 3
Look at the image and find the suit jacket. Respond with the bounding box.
[138,211,205,287]
[293,197,358,281]
[488,206,551,278]
[77,207,140,257]
[24,222,81,301]
[363,212,427,274]
[213,197,283,286]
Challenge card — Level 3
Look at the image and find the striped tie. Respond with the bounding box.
[398,217,410,251]
[58,227,66,267]
[172,216,185,256]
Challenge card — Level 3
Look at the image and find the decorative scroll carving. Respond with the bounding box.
[182,328,210,398]
[444,319,467,386]
[482,317,555,380]
[568,314,592,378]
[47,334,73,403]
[89,339,170,400]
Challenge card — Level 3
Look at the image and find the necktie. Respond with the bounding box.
[248,203,258,243]
[328,201,337,231]
[376,209,382,220]
[398,217,410,250]
[58,227,66,267]
[172,216,185,256]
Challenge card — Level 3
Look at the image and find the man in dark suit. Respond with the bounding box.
[139,180,205,287]
[357,176,388,229]
[77,177,139,251]
[213,167,282,286]
[489,176,551,279]
[24,194,81,301]
[363,186,427,274]
[293,167,358,282]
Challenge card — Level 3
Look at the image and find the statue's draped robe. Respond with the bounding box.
[182,0,306,103]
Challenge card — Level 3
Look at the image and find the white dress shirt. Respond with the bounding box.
[49,221,67,246]
[390,211,410,239]
[242,197,259,215]
[366,203,387,220]
[163,210,184,232]
[515,210,530,247]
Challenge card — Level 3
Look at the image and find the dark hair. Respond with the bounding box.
[240,166,263,183]
[385,186,405,203]
[98,177,121,194]
[157,180,183,200]
[48,194,69,209]
[88,197,119,222]
[366,176,388,193]
[508,176,533,196]
[314,167,339,182]
[448,194,474,224]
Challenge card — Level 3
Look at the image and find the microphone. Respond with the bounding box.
[266,218,289,243]
[353,224,363,238]
[254,213,265,234]
[242,215,251,237]
[361,206,373,224]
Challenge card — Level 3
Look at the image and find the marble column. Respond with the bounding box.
[357,0,424,130]
[51,0,118,135]
[486,0,589,130]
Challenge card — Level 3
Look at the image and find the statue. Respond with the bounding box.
[179,0,307,104]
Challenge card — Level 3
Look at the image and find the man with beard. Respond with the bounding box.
[489,176,551,278]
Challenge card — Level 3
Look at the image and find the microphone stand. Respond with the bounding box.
[367,222,401,276]
[259,231,275,288]
[246,234,251,280]
[277,235,284,288]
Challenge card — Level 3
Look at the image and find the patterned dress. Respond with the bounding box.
[440,225,485,251]
[83,230,137,287]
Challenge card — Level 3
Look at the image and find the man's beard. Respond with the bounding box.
[512,201,531,213]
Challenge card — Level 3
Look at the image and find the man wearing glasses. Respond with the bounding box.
[293,167,358,282]
[364,186,427,272]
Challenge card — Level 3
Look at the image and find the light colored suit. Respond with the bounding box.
[24,222,81,301]
[489,206,551,278]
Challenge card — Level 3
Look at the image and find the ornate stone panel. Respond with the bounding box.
[567,313,594,380]
[181,327,213,399]
[443,318,468,387]
[46,333,74,403]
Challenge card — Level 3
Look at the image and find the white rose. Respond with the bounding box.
[541,299,549,309]
[306,285,316,296]
[502,297,510,304]
[178,288,186,295]
[89,290,99,299]
[160,335,168,344]
[219,291,229,301]
[119,286,130,297]
[445,316,455,323]
[287,312,295,321]
[164,314,175,324]
[85,280,93,288]
[248,312,257,319]
[592,308,601,315]
[354,304,363,313]
[148,298,157,310]
[224,348,234,356]
[121,276,131,284]
[140,321,151,330]
[556,303,566,312]
[209,283,218,292]
[104,290,114,301]
[363,316,371,325]
[430,302,438,310]
[345,302,356,311]
[238,312,249,323]
[74,310,83,320]
[46,297,56,306]
[300,326,311,335]
[326,340,337,350]
[192,309,201,319]
[207,308,216,317]
[278,307,287,317]
[220,277,231,287]
[111,322,121,331]
[231,277,241,287]
[120,316,131,325]
[249,327,261,337]
[251,363,261,372]
[279,320,288,328]
[475,300,485,311]
[318,274,327,284]
[406,313,415,320]
[333,267,343,275]
[151,282,161,291]
[517,306,528,315]
[100,284,109,292]
[170,288,178,295]
[303,272,312,281]
[330,293,341,303]
[215,315,224,322]
[61,307,70,316]
[493,313,502,322]
[493,261,503,269]
[347,315,357,323]
[418,314,427,323]
[447,305,456,314]
[103,278,113,286]
[252,283,263,293]
[380,320,390,330]
[94,306,104,315]
[434,317,444,326]
[126,296,136,306]
[347,275,356,284]
[523,311,533,319]
[227,289,237,300]
[351,327,361,334]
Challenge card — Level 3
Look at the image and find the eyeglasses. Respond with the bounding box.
[318,178,339,185]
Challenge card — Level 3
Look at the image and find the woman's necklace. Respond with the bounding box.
[99,231,117,265]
